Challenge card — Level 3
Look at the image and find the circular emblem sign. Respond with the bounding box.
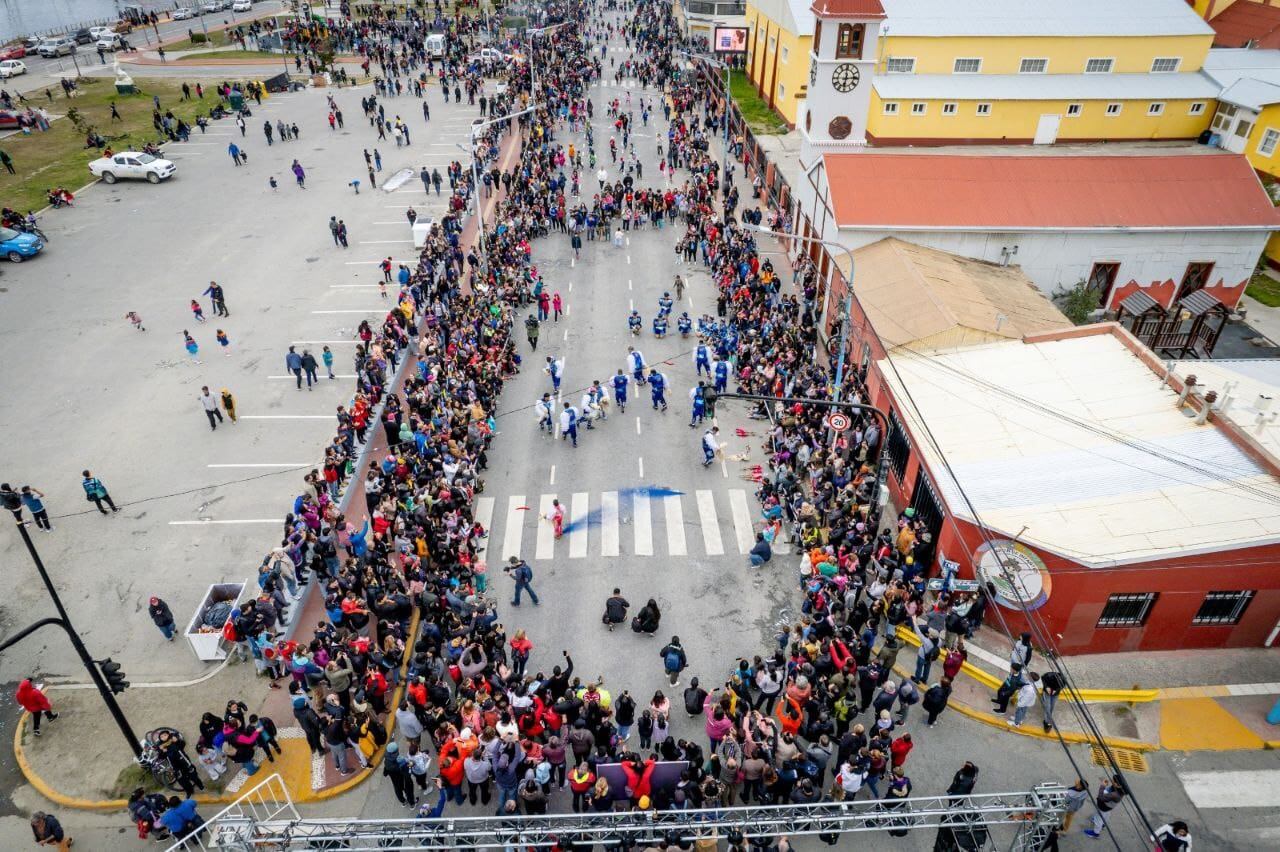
[973,540,1052,611]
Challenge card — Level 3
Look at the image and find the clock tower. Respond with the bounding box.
[801,0,884,158]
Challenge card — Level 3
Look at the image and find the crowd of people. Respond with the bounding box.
[13,0,1157,850]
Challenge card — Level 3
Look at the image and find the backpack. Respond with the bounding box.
[925,643,941,662]
[664,649,682,671]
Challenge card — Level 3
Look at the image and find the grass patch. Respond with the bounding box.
[176,49,287,62]
[728,72,788,135]
[0,77,216,213]
[1246,269,1280,307]
[110,762,164,799]
[165,29,236,52]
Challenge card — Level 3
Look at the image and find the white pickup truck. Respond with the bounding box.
[88,151,177,184]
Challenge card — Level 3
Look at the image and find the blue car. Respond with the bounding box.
[0,226,43,262]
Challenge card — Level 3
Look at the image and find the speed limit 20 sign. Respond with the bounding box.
[826,412,851,432]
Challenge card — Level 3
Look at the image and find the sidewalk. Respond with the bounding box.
[892,624,1280,752]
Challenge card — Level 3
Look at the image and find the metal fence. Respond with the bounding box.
[182,774,1067,851]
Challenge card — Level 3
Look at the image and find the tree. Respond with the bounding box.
[1051,279,1100,325]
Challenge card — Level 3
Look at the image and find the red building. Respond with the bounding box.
[841,238,1280,654]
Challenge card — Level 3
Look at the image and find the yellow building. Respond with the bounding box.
[744,0,815,126]
[1203,48,1280,266]
[860,0,1221,145]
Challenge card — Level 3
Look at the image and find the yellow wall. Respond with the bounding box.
[1244,102,1280,177]
[867,93,1213,142]
[744,4,812,126]
[879,34,1214,75]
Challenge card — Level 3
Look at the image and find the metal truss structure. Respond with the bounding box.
[175,775,1066,851]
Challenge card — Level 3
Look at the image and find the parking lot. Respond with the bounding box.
[0,78,485,684]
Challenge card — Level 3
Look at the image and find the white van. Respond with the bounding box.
[425,33,446,59]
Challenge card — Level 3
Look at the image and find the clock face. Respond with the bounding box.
[832,63,860,93]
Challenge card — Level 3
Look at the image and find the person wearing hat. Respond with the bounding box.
[16,678,57,737]
[504,556,539,607]
[383,742,417,807]
[149,596,176,641]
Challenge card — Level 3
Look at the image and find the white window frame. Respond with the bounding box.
[1085,57,1115,74]
[976,102,992,116]
[1151,57,1181,73]
[1018,57,1049,74]
[885,56,916,74]
[1258,127,1280,157]
[1189,102,1206,116]
[953,57,981,74]
[1148,102,1165,116]
[942,102,957,116]
[1105,102,1122,116]
[911,101,927,115]
[882,101,899,115]
[1066,103,1082,117]
[780,45,789,64]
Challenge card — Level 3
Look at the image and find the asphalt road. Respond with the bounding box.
[0,5,1277,850]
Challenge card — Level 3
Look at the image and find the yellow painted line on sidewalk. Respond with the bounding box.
[1155,685,1231,699]
[1159,698,1265,751]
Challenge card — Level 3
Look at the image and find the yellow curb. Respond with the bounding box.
[1158,697,1265,751]
[894,627,1160,703]
[888,663,1157,753]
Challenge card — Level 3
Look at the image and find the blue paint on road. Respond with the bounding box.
[560,486,685,534]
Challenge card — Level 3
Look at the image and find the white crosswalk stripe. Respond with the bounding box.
[477,489,760,560]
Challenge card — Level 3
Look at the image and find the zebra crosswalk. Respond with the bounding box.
[472,487,789,562]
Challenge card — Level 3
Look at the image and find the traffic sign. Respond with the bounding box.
[826,412,851,432]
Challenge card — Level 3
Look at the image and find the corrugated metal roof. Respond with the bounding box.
[822,152,1280,230]
[880,333,1280,566]
[835,238,1068,348]
[872,71,1222,102]
[1204,0,1280,49]
[1119,290,1162,317]
[877,0,1212,38]
[1217,77,1280,110]
[1179,289,1227,317]
[1179,359,1280,466]
[810,0,884,18]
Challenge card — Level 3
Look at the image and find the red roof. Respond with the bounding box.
[1208,0,1280,49]
[810,0,886,18]
[822,153,1280,230]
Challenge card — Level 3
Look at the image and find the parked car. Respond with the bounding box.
[231,0,252,10]
[89,26,115,41]
[0,60,26,78]
[88,151,177,184]
[22,37,41,51]
[96,35,123,51]
[72,28,94,45]
[37,38,76,57]
[0,46,26,61]
[201,0,226,12]
[173,7,195,20]
[0,109,22,129]
[0,226,44,263]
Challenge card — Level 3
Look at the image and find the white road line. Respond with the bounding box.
[536,494,557,561]
[664,494,687,556]
[635,417,641,435]
[473,496,495,540]
[633,490,653,556]
[549,465,556,485]
[628,279,632,290]
[696,489,724,556]
[569,491,589,559]
[629,298,634,311]
[207,463,311,468]
[568,281,573,292]
[563,329,568,342]
[1178,771,1280,808]
[239,415,334,420]
[169,519,281,525]
[729,489,755,554]
[601,490,620,557]
[637,456,644,478]
[627,254,631,264]
[500,495,526,562]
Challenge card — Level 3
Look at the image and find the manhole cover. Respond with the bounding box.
[1089,745,1148,773]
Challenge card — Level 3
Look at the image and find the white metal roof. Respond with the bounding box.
[1202,48,1280,109]
[1175,359,1280,466]
[879,333,1280,567]
[878,0,1213,38]
[873,72,1222,102]
[751,0,815,35]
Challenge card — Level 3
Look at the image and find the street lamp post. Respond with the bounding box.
[0,497,142,758]
[466,102,540,270]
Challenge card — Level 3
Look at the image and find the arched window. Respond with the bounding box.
[813,20,823,53]
[836,23,864,59]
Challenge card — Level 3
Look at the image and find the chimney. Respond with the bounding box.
[1178,375,1197,408]
[1196,391,1218,425]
